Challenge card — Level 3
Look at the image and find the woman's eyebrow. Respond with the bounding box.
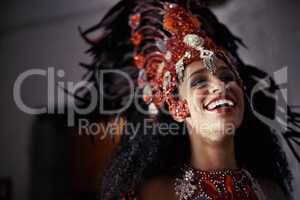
[186,65,230,81]
[217,65,231,71]
[188,68,207,80]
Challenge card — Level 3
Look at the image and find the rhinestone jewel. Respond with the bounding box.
[175,51,191,81]
[183,34,204,49]
[203,57,215,73]
[174,168,197,200]
[148,102,159,115]
[163,71,171,91]
[143,83,152,103]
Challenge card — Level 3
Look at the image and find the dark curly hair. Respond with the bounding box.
[74,0,300,199]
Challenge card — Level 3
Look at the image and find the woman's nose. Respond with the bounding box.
[208,76,226,94]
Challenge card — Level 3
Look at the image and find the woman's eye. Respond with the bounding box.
[218,71,236,83]
[190,78,208,88]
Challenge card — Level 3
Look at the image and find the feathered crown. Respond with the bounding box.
[128,1,243,118]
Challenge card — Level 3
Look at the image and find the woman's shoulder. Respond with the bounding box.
[137,176,177,200]
[256,178,288,200]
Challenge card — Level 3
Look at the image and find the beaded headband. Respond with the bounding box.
[129,2,242,119]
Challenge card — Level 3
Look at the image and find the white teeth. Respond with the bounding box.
[206,99,234,110]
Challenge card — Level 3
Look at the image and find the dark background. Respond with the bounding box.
[0,0,300,200]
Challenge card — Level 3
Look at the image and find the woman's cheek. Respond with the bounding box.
[189,90,207,113]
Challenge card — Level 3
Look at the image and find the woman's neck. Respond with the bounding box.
[189,133,238,171]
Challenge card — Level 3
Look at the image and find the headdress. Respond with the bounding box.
[128,2,243,119]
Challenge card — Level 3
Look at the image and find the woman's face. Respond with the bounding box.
[178,57,244,140]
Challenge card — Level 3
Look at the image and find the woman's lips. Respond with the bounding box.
[206,106,234,114]
[203,96,236,114]
[205,95,235,107]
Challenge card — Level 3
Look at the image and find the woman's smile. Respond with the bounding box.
[203,95,236,115]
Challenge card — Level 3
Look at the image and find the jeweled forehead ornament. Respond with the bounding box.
[184,34,215,73]
[176,34,216,81]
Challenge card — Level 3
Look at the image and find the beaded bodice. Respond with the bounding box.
[174,164,266,200]
[119,165,266,200]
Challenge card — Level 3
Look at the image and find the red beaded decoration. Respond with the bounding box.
[129,14,141,29]
[131,31,143,46]
[133,53,145,69]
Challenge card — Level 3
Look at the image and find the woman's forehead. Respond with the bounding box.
[184,57,228,78]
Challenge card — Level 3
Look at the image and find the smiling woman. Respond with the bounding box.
[177,58,245,142]
[75,0,300,200]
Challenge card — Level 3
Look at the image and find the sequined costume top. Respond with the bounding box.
[119,165,266,200]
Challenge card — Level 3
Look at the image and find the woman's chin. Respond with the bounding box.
[194,121,237,142]
[199,130,235,143]
[203,109,242,130]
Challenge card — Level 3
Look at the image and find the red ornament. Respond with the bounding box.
[129,14,141,29]
[133,53,145,69]
[131,32,142,46]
